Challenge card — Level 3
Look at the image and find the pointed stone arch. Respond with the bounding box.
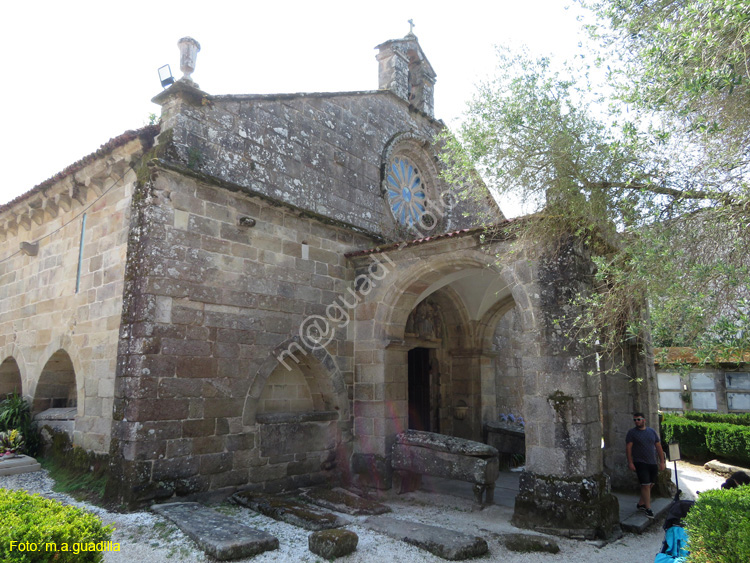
[243,344,350,427]
[350,245,536,471]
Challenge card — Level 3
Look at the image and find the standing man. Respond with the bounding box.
[626,412,666,519]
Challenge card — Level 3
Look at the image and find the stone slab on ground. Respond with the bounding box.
[151,502,278,560]
[704,459,750,476]
[299,487,391,516]
[621,497,673,534]
[0,455,41,476]
[232,491,346,530]
[363,514,488,560]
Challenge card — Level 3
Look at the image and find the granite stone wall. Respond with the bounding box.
[0,138,145,453]
[153,87,502,240]
[108,168,374,504]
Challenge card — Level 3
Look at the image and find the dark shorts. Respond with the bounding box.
[634,462,658,486]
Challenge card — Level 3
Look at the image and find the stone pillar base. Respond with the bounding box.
[351,453,392,490]
[512,471,620,540]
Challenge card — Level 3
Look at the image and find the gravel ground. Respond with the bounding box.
[1,462,725,563]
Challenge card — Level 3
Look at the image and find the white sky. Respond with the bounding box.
[0,0,589,215]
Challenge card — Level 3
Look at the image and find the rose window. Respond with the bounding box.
[386,157,426,227]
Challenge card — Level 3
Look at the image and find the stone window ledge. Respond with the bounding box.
[256,411,338,425]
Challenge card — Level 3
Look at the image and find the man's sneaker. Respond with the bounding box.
[637,504,655,519]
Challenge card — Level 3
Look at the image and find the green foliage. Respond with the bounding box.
[0,489,113,563]
[694,297,750,365]
[442,1,750,369]
[39,429,109,505]
[704,423,750,466]
[0,393,30,431]
[0,393,40,457]
[585,0,750,157]
[661,413,710,460]
[684,411,750,427]
[684,485,750,563]
[0,429,25,454]
[39,456,108,502]
[661,413,750,465]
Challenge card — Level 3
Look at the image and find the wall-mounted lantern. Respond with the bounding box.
[158,64,174,88]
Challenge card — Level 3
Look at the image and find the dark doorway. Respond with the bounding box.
[408,347,432,431]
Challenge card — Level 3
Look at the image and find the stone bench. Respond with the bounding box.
[391,430,500,506]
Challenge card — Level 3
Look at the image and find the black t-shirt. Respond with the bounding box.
[626,426,660,464]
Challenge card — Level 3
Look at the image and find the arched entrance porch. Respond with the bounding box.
[349,244,523,487]
[348,234,623,539]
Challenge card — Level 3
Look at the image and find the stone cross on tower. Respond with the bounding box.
[408,19,415,35]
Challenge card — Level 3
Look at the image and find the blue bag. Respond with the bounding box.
[654,525,689,563]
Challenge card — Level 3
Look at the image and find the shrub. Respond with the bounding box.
[661,414,710,459]
[0,489,113,562]
[704,423,750,466]
[0,393,40,456]
[661,414,750,465]
[684,486,750,563]
[684,411,750,427]
[0,429,25,454]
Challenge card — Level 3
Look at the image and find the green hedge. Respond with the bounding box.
[0,489,113,562]
[683,411,750,427]
[661,414,750,465]
[661,415,710,459]
[684,486,750,563]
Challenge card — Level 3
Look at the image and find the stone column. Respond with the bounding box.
[352,340,408,490]
[511,241,620,540]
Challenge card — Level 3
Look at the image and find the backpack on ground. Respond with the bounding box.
[654,525,689,563]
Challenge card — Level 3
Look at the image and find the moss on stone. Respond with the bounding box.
[503,533,560,554]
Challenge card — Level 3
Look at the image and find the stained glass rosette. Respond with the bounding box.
[386,157,426,227]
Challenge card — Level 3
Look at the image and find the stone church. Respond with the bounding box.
[0,33,658,537]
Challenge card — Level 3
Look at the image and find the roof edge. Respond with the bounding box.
[0,124,160,215]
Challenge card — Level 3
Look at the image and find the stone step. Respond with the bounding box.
[363,514,488,560]
[151,502,278,560]
[621,497,673,534]
[232,491,346,531]
[0,455,41,476]
[299,487,391,516]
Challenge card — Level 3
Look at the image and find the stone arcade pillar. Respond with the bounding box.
[511,241,620,540]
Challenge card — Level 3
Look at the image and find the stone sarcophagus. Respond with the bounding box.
[391,430,500,505]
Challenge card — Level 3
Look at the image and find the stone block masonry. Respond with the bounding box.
[108,168,374,505]
[0,133,153,454]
